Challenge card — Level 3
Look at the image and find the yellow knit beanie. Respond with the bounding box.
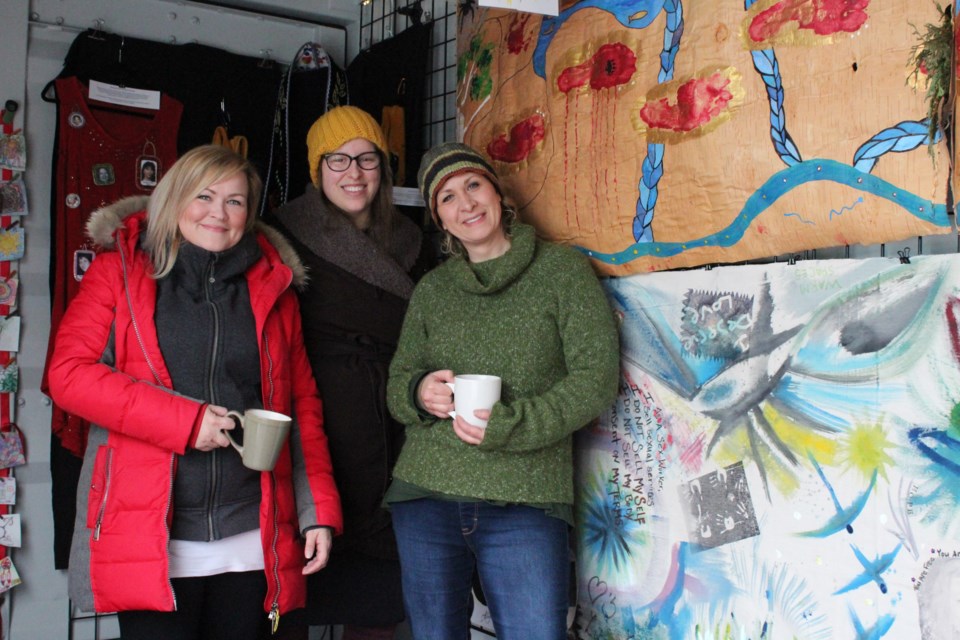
[306,106,389,187]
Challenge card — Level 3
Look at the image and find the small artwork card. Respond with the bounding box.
[0,361,18,394]
[0,316,20,352]
[0,133,25,172]
[0,556,21,593]
[0,427,25,470]
[0,271,18,312]
[0,226,23,261]
[680,461,760,551]
[0,177,27,215]
[0,514,21,547]
[0,477,16,505]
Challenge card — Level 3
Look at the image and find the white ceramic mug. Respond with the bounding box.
[444,374,502,428]
[224,409,291,471]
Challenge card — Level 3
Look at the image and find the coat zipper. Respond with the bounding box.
[92,448,113,540]
[118,230,163,385]
[205,259,221,540]
[164,454,178,610]
[263,333,282,632]
[264,333,275,410]
[267,472,281,634]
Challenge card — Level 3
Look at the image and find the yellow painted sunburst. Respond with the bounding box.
[0,232,22,257]
[840,422,894,483]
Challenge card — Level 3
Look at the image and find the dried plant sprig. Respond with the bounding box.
[907,3,954,156]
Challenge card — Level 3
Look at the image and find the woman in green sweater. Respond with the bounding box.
[386,142,620,640]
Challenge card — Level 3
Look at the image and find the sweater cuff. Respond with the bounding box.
[189,404,207,449]
[409,370,433,419]
[302,524,336,536]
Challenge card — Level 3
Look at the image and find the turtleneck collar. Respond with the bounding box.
[447,223,536,295]
[170,233,262,292]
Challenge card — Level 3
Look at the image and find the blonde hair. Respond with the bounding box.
[143,145,262,278]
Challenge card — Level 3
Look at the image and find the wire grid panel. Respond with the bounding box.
[359,0,458,148]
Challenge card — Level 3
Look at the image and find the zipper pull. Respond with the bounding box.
[268,605,280,635]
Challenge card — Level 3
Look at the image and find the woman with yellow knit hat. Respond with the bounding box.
[265,106,433,639]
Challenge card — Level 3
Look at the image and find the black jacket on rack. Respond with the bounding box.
[347,22,433,189]
[53,29,283,174]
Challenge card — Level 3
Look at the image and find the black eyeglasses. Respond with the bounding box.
[322,152,381,172]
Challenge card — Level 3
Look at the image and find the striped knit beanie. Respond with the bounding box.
[417,142,501,224]
[307,106,389,187]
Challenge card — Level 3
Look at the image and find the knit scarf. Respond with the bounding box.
[272,186,421,299]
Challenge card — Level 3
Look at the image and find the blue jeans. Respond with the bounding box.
[391,499,569,640]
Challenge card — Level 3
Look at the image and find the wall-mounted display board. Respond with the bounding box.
[458,1,953,276]
[575,254,960,638]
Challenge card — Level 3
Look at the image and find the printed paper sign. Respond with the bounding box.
[479,0,558,16]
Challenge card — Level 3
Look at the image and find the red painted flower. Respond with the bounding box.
[639,71,734,133]
[946,298,960,363]
[486,113,546,163]
[507,14,533,55]
[557,43,637,93]
[749,0,869,43]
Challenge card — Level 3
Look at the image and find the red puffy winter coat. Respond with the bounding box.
[47,197,342,619]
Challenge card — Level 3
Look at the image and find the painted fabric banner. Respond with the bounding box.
[458,1,952,276]
[575,254,960,638]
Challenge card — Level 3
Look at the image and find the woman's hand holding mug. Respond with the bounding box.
[194,404,235,451]
[453,410,489,445]
[418,370,456,419]
[419,371,500,445]
[443,375,501,429]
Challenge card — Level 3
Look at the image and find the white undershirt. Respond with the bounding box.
[168,529,264,578]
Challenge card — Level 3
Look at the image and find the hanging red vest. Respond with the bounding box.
[42,76,182,456]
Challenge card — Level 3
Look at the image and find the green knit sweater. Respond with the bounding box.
[386,223,620,505]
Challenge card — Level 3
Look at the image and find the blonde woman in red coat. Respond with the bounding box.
[47,145,342,640]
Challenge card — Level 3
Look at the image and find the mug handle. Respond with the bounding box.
[444,382,456,419]
[224,410,244,454]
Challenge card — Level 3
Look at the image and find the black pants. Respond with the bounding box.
[117,571,269,640]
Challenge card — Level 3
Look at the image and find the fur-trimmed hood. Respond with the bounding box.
[84,195,309,288]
